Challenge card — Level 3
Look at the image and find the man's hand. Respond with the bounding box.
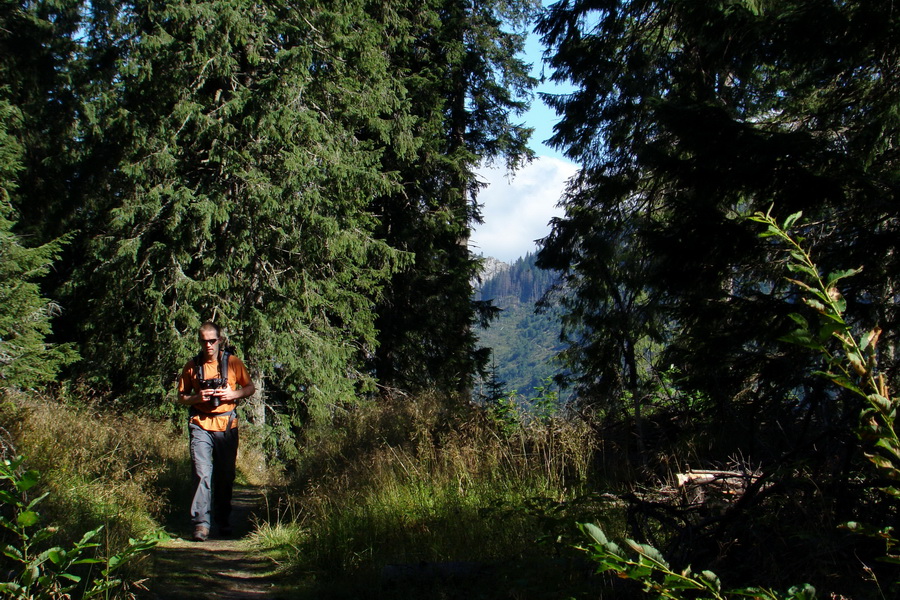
[178,388,212,406]
[200,387,220,400]
[180,383,254,407]
[211,383,255,403]
[212,387,240,403]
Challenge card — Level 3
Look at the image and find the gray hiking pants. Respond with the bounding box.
[189,423,238,529]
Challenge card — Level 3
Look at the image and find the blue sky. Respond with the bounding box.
[469,21,579,263]
[520,23,574,161]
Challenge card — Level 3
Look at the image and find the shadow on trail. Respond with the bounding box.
[139,486,599,599]
[141,545,281,599]
[138,485,292,600]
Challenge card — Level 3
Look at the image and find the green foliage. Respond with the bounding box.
[0,456,166,599]
[750,208,900,564]
[0,96,77,390]
[530,376,560,421]
[749,210,884,397]
[0,0,82,243]
[534,0,900,586]
[578,522,816,600]
[486,392,521,436]
[476,254,559,305]
[536,0,900,429]
[482,376,561,436]
[476,299,565,399]
[0,203,77,389]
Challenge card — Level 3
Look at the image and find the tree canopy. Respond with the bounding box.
[537,0,900,426]
[1,0,538,421]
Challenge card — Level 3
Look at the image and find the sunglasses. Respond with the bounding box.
[200,338,219,345]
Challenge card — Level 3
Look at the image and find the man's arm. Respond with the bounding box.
[214,382,255,403]
[178,389,207,406]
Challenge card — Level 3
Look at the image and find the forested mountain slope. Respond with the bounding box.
[474,253,566,402]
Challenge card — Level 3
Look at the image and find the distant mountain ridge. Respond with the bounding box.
[473,253,566,402]
[476,253,559,307]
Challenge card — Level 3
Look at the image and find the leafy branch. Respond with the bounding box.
[577,522,815,599]
[748,208,900,495]
[0,456,167,599]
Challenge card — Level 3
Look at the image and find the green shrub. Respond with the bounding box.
[0,456,166,599]
[577,522,816,600]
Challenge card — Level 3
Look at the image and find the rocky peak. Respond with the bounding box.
[475,256,510,289]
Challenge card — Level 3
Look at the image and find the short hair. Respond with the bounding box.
[198,321,221,338]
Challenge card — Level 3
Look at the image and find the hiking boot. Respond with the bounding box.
[192,526,209,542]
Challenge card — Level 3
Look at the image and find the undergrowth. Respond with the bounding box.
[0,455,166,599]
[0,387,189,581]
[249,391,615,597]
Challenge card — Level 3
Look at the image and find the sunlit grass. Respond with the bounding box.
[248,392,609,597]
[0,389,188,547]
[248,519,306,573]
[296,479,539,572]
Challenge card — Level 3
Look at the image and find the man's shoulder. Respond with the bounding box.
[226,353,251,384]
[227,353,246,366]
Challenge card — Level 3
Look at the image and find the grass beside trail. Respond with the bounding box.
[245,393,621,599]
[1,389,624,599]
[138,486,297,600]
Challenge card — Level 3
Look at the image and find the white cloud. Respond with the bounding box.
[470,156,578,263]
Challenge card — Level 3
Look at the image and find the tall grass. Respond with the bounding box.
[0,387,189,550]
[250,392,616,596]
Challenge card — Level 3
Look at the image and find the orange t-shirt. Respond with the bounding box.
[178,353,252,431]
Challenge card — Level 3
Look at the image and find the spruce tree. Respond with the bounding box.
[371,0,539,393]
[0,0,81,389]
[0,98,76,389]
[537,0,900,422]
[67,0,413,417]
[0,0,82,242]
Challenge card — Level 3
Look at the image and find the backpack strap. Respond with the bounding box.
[219,349,230,384]
[192,352,204,384]
[193,350,229,387]
[189,353,203,420]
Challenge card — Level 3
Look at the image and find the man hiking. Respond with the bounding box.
[177,322,255,541]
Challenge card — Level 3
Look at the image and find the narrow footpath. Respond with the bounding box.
[138,486,293,599]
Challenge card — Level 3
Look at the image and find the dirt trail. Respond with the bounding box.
[138,486,293,600]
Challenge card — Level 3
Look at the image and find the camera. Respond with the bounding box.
[199,377,227,390]
[199,378,227,408]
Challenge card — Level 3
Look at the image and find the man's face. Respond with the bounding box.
[199,329,220,361]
